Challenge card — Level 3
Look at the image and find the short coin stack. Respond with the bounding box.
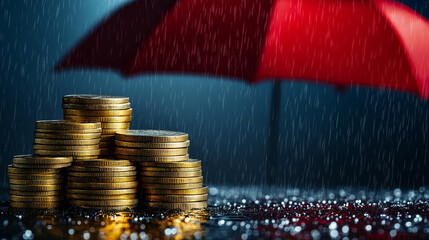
[114,130,207,210]
[34,120,101,161]
[67,159,138,210]
[7,155,72,209]
[63,95,132,157]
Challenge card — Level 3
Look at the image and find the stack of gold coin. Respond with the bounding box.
[34,120,101,160]
[7,155,72,209]
[114,130,190,163]
[139,160,208,210]
[67,159,138,210]
[62,94,132,157]
[114,130,207,210]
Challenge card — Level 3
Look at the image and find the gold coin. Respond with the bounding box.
[144,194,208,202]
[12,155,73,165]
[63,108,133,117]
[34,132,101,140]
[67,194,136,200]
[63,94,129,105]
[140,167,202,172]
[34,138,100,145]
[67,188,137,195]
[10,195,63,202]
[100,135,115,142]
[9,184,63,191]
[7,173,63,180]
[142,182,203,190]
[63,103,131,110]
[33,144,99,151]
[115,140,190,149]
[102,129,129,135]
[74,159,132,167]
[68,176,136,183]
[77,205,135,211]
[116,130,188,143]
[73,156,99,160]
[36,128,102,134]
[12,163,72,169]
[139,159,201,168]
[64,115,132,123]
[140,176,203,184]
[141,170,202,178]
[34,149,100,157]
[115,147,188,156]
[36,120,101,130]
[10,201,62,209]
[9,190,62,196]
[101,122,130,129]
[67,181,138,189]
[115,154,189,162]
[142,187,208,195]
[68,170,137,177]
[69,199,138,206]
[69,165,136,172]
[9,178,64,185]
[7,165,64,174]
[144,201,207,210]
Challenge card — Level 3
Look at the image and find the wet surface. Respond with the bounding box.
[0,186,428,239]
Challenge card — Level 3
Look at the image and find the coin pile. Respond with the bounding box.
[114,130,207,210]
[67,159,138,210]
[8,155,72,209]
[34,120,101,160]
[63,95,132,157]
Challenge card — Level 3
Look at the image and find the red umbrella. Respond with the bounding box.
[56,0,429,183]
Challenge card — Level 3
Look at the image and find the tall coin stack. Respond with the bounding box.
[62,95,132,157]
[67,159,138,210]
[115,130,208,210]
[34,120,101,161]
[8,155,72,209]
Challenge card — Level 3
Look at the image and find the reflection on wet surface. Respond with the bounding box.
[0,186,428,239]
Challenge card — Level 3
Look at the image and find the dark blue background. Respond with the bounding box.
[1,0,428,189]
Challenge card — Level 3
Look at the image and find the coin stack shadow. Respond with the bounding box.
[67,159,138,210]
[7,155,72,209]
[34,120,101,161]
[62,95,132,158]
[114,130,208,211]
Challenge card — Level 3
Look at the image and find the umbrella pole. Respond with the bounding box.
[267,81,282,186]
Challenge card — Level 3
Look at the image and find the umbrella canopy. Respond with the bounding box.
[57,0,429,98]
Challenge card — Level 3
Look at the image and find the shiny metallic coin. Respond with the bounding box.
[63,94,129,105]
[9,190,62,196]
[115,154,189,162]
[144,201,207,211]
[142,182,203,190]
[73,159,132,167]
[116,130,188,143]
[34,138,100,145]
[69,165,136,172]
[140,170,202,178]
[140,176,203,184]
[12,163,72,169]
[64,115,132,123]
[10,195,63,202]
[142,187,208,195]
[9,178,64,185]
[9,184,63,191]
[63,103,130,110]
[143,194,208,202]
[10,201,62,209]
[36,128,102,134]
[68,170,137,177]
[115,147,188,156]
[34,149,100,157]
[101,122,130,129]
[67,181,138,189]
[68,176,136,183]
[69,199,138,207]
[139,166,202,172]
[67,194,137,200]
[115,140,190,149]
[33,144,99,151]
[36,120,101,130]
[102,128,129,135]
[7,165,63,174]
[7,173,63,180]
[34,132,101,140]
[139,159,201,168]
[67,188,137,196]
[12,155,73,165]
[63,108,133,117]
